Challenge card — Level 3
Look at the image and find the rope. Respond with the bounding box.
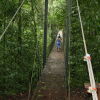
[0,0,25,41]
[76,0,98,100]
[76,0,88,54]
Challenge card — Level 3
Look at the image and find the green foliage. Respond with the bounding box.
[69,0,100,88]
[49,0,66,28]
[0,0,54,97]
[0,0,100,97]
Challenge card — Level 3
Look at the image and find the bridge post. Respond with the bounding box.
[43,0,48,67]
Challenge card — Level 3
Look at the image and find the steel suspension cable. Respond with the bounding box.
[76,0,98,100]
[68,37,71,100]
[67,0,72,99]
[0,0,25,41]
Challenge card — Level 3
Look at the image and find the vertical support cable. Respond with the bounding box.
[65,0,72,99]
[76,0,98,100]
[67,0,72,100]
[43,0,48,67]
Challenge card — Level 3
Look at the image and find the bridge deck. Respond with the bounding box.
[32,47,67,100]
[32,46,85,100]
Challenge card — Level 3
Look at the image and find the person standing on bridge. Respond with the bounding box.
[56,34,62,51]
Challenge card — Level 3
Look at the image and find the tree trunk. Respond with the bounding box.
[31,0,37,47]
[43,0,48,67]
[65,0,72,96]
[3,13,6,68]
[17,0,22,65]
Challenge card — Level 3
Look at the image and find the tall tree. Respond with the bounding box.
[43,0,48,67]
[17,0,22,65]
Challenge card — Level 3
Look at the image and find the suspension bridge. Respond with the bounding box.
[0,0,99,100]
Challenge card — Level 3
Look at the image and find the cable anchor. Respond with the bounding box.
[84,53,91,61]
[87,86,97,93]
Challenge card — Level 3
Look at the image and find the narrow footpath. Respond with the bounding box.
[32,46,85,100]
[32,47,67,100]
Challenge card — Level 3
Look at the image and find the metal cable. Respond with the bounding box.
[68,37,71,100]
[0,0,25,41]
[67,0,72,99]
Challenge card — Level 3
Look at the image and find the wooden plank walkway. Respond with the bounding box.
[32,47,67,100]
